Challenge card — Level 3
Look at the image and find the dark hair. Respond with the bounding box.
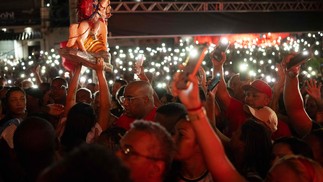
[274,136,313,159]
[115,85,126,104]
[86,83,97,93]
[76,88,93,102]
[25,87,43,99]
[156,102,187,119]
[156,102,187,134]
[38,144,131,182]
[115,79,128,86]
[60,102,96,153]
[5,87,25,102]
[3,87,26,114]
[52,77,68,87]
[240,119,273,178]
[161,93,174,104]
[86,82,96,87]
[14,116,56,180]
[77,87,92,96]
[154,88,168,100]
[96,126,127,152]
[130,120,176,179]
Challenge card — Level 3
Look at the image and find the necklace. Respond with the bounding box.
[179,169,209,182]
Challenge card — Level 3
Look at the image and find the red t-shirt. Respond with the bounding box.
[115,107,157,130]
[272,119,292,140]
[224,98,292,139]
[224,97,247,137]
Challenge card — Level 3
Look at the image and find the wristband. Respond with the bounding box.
[187,103,203,112]
[187,107,206,122]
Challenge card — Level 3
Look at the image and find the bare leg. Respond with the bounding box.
[66,24,79,48]
[76,21,91,52]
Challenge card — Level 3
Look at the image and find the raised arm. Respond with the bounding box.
[55,64,81,137]
[95,58,110,131]
[32,64,43,85]
[211,52,232,109]
[270,63,285,113]
[63,64,82,117]
[283,54,312,138]
[172,73,246,182]
[305,78,323,124]
[137,65,162,107]
[199,67,208,93]
[205,91,216,127]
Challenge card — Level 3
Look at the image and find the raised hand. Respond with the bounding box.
[172,73,201,110]
[47,104,65,116]
[273,63,285,93]
[211,51,227,66]
[305,78,322,101]
[95,58,105,72]
[281,53,300,78]
[136,65,149,82]
[199,67,207,92]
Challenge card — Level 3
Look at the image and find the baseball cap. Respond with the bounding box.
[242,79,272,98]
[24,88,43,99]
[244,105,278,133]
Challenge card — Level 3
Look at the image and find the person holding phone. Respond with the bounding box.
[171,72,246,182]
[282,53,320,138]
[176,45,208,90]
[211,51,278,138]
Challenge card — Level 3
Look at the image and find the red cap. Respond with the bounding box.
[242,79,272,98]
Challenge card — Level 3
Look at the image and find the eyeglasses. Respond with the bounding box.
[119,96,145,104]
[120,144,164,161]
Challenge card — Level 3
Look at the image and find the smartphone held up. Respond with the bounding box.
[207,74,220,92]
[176,44,208,90]
[211,39,230,62]
[134,54,145,75]
[286,50,312,70]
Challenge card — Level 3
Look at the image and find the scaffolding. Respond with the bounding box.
[110,1,323,13]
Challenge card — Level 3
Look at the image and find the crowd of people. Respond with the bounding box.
[0,46,323,182]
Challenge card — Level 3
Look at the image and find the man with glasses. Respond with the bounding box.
[117,120,175,182]
[115,81,157,130]
[49,77,68,105]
